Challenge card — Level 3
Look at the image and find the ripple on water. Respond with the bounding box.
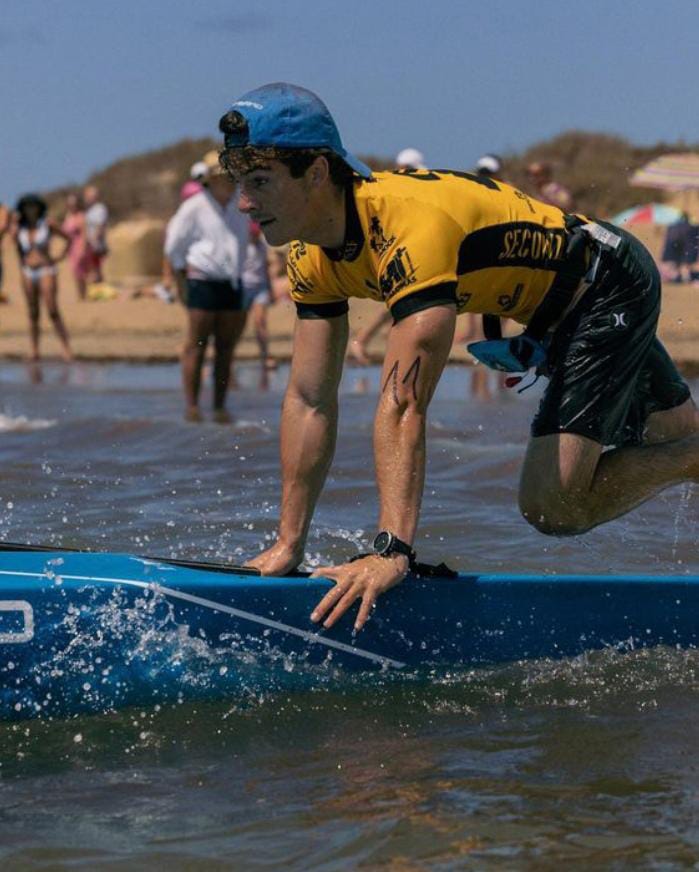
[0,363,698,867]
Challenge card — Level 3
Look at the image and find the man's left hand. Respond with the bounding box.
[309,553,410,631]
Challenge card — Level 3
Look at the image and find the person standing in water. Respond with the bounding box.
[12,194,73,362]
[165,150,248,423]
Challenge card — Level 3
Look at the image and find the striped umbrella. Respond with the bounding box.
[630,153,699,190]
[611,203,684,226]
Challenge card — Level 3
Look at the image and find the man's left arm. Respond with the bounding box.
[310,303,456,630]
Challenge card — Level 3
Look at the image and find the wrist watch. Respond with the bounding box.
[372,530,416,564]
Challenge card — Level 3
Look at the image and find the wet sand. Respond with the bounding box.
[1,238,698,373]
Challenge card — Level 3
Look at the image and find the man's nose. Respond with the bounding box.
[238,190,255,213]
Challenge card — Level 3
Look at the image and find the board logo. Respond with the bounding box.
[0,600,34,644]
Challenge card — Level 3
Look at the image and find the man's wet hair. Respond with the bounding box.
[218,111,353,188]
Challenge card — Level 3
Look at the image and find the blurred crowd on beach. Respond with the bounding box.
[0,142,696,421]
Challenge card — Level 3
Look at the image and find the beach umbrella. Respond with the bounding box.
[611,203,684,226]
[630,153,699,190]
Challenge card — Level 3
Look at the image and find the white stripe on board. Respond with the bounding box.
[0,569,405,669]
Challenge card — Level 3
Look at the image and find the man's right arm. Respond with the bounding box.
[246,312,348,575]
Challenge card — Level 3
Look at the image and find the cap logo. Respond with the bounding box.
[233,100,264,110]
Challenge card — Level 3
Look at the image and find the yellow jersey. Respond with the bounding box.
[287,169,579,324]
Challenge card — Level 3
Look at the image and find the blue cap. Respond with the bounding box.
[225,83,373,180]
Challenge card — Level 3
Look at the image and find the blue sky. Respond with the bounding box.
[2,0,696,204]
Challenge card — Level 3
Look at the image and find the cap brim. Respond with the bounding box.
[341,150,373,180]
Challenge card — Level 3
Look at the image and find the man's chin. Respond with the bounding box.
[259,221,291,246]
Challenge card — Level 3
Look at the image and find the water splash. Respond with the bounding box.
[2,583,349,721]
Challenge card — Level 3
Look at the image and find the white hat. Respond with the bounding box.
[475,154,503,175]
[395,148,426,170]
[190,160,210,180]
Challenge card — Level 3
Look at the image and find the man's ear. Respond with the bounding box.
[309,155,330,188]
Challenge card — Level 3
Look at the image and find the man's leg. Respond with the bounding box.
[519,398,699,535]
[182,308,214,421]
[212,309,247,421]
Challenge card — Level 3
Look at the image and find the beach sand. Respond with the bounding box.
[1,237,698,373]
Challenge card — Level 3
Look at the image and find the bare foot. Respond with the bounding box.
[213,408,232,424]
[264,357,278,371]
[185,406,203,423]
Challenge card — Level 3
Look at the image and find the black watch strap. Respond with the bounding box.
[372,531,416,564]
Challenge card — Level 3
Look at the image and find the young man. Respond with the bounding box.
[219,83,699,632]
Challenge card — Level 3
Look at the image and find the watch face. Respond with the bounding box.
[373,531,392,554]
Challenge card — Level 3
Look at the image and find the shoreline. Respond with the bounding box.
[2,240,699,376]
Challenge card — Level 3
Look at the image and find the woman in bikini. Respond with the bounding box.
[12,194,73,361]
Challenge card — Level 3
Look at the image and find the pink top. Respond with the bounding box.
[62,212,87,270]
[180,180,203,201]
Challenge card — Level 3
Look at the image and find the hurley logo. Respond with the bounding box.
[611,311,628,329]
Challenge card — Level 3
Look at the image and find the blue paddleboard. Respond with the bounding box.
[1,547,697,720]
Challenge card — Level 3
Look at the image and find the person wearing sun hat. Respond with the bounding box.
[164,148,249,423]
[475,153,505,181]
[395,147,426,171]
[179,160,209,202]
[219,82,697,635]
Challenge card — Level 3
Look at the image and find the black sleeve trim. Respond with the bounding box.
[295,300,349,319]
[390,282,458,323]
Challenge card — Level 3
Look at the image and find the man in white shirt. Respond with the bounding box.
[165,150,248,423]
[83,185,109,282]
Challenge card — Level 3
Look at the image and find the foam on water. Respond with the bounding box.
[0,412,56,432]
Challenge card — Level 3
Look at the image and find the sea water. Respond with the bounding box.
[0,361,697,868]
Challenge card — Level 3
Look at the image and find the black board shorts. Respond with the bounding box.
[186,278,242,312]
[532,222,691,448]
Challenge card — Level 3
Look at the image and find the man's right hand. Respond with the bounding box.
[244,540,304,576]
